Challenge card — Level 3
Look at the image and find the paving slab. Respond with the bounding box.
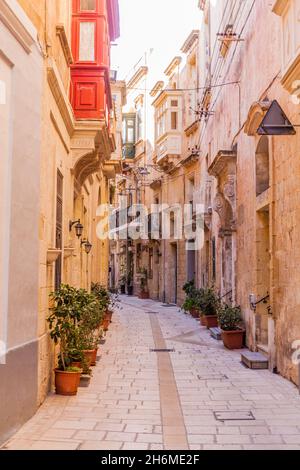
[2,295,300,450]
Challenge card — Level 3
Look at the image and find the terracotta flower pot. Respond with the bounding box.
[205,315,218,328]
[83,350,94,367]
[102,318,110,332]
[221,329,245,350]
[190,307,200,319]
[55,369,81,396]
[200,315,207,326]
[91,348,98,366]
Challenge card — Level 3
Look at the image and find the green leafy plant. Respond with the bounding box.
[182,297,199,313]
[91,283,110,311]
[48,284,84,371]
[78,291,104,351]
[217,304,243,331]
[183,280,197,298]
[198,287,220,316]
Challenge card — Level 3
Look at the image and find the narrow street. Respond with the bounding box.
[3,297,300,451]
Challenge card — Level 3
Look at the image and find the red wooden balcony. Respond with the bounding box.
[70,0,119,121]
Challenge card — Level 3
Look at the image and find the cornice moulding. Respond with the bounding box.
[281,54,300,93]
[47,58,75,136]
[0,0,37,53]
[56,24,74,65]
[127,66,148,90]
[181,30,200,54]
[164,56,182,77]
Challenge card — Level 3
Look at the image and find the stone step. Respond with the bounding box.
[241,351,269,370]
[210,327,222,341]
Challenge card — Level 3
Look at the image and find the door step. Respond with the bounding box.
[210,327,222,341]
[241,351,269,370]
[256,344,269,357]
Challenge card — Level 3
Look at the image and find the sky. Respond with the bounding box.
[111,0,202,81]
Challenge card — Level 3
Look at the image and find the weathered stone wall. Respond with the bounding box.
[198,0,300,384]
[0,0,43,444]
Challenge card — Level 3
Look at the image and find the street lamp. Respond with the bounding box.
[69,219,84,238]
[81,239,92,254]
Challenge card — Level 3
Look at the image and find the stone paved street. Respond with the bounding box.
[3,296,300,451]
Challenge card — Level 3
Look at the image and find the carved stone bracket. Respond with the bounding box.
[244,100,272,136]
[209,150,237,232]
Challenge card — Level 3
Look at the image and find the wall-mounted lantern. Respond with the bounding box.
[69,219,84,238]
[81,239,92,254]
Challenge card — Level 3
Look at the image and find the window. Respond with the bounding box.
[79,22,95,61]
[80,0,96,10]
[171,112,178,130]
[122,114,136,158]
[171,100,178,107]
[157,102,166,138]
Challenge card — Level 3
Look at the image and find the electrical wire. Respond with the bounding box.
[125,80,240,93]
[195,0,255,153]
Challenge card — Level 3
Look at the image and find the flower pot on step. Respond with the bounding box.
[190,308,200,319]
[205,315,218,328]
[221,329,245,350]
[91,348,98,366]
[102,318,110,332]
[55,369,81,396]
[200,315,207,326]
[83,350,94,367]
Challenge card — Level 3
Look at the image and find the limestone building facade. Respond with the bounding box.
[195,0,300,384]
[0,0,120,444]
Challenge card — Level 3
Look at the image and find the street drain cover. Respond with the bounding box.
[214,411,255,421]
[197,374,228,380]
[150,348,175,353]
[161,304,176,308]
[146,311,158,314]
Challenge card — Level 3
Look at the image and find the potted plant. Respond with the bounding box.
[182,297,200,318]
[199,287,220,328]
[217,304,244,349]
[78,290,104,366]
[139,268,149,299]
[47,285,82,396]
[182,281,201,319]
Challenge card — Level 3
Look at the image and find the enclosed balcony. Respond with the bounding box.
[153,90,183,168]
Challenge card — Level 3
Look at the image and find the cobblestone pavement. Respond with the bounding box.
[3,296,300,450]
